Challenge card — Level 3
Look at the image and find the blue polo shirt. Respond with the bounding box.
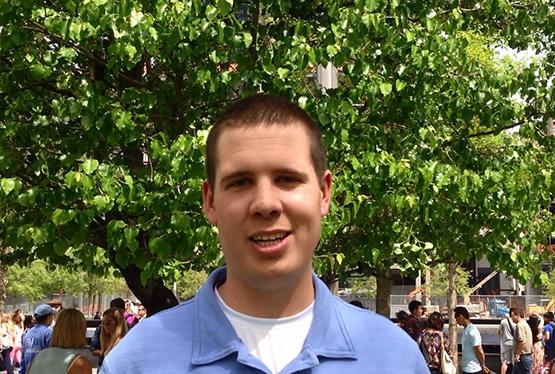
[545,322,555,350]
[101,267,429,373]
[20,323,53,374]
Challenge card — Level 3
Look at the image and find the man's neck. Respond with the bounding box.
[217,272,315,318]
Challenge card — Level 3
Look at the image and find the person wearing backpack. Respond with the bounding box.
[499,311,517,374]
[543,312,555,362]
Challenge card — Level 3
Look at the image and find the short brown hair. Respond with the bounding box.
[511,307,525,318]
[205,94,327,188]
[428,312,444,331]
[51,308,87,348]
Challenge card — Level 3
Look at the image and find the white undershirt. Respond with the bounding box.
[215,288,314,374]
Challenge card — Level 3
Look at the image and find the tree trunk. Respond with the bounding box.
[0,263,6,314]
[448,262,458,368]
[90,293,96,315]
[119,263,178,316]
[328,278,339,295]
[376,268,391,317]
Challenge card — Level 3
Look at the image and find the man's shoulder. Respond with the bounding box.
[465,323,481,337]
[101,298,198,370]
[127,298,196,336]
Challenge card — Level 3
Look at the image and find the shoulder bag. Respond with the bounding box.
[440,332,457,374]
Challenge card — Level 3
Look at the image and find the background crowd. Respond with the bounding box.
[395,299,555,374]
[0,298,146,374]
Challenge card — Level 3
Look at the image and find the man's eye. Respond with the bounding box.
[277,176,299,184]
[230,178,250,187]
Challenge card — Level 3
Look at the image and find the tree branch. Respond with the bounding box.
[23,21,146,88]
[468,120,525,138]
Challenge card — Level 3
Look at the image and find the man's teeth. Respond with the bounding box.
[252,233,287,246]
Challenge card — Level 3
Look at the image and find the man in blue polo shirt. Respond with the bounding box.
[455,306,491,374]
[101,94,429,373]
[19,304,56,374]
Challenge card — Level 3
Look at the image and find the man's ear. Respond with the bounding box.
[202,180,217,225]
[320,170,332,216]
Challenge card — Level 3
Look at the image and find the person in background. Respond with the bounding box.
[510,307,533,374]
[1,312,16,374]
[528,313,544,373]
[136,304,147,321]
[403,300,425,341]
[28,308,92,374]
[395,310,409,328]
[123,301,139,328]
[498,311,516,374]
[100,94,429,373]
[544,312,555,363]
[98,307,127,368]
[455,306,490,374]
[418,312,452,374]
[20,304,57,374]
[91,298,126,364]
[22,315,34,333]
[10,310,24,368]
[47,299,63,313]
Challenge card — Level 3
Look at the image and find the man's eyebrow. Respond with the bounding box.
[219,170,251,185]
[219,168,310,185]
[274,168,309,179]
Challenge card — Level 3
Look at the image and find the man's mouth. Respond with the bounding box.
[250,232,290,247]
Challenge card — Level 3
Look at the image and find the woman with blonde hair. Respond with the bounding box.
[98,307,127,367]
[1,312,16,374]
[28,308,92,374]
[10,310,24,368]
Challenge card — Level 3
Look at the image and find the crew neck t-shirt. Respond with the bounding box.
[215,288,313,374]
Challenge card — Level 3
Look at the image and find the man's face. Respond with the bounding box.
[414,305,424,318]
[203,123,332,292]
[455,314,463,326]
[510,312,519,323]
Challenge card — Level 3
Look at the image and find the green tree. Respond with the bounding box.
[6,260,55,304]
[422,265,471,297]
[5,260,128,308]
[175,269,208,300]
[1,0,554,318]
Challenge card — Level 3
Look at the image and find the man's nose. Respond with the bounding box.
[249,180,281,217]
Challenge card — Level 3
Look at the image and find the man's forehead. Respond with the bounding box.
[214,123,311,161]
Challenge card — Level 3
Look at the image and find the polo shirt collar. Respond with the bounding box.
[191,267,357,367]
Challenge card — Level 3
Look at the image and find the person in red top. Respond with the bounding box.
[403,300,425,340]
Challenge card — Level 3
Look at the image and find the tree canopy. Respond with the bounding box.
[1,0,555,314]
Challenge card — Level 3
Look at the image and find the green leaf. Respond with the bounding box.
[326,45,338,57]
[217,0,233,15]
[277,67,289,79]
[52,209,68,225]
[395,79,406,91]
[379,82,392,96]
[206,5,218,20]
[242,32,253,48]
[125,44,137,60]
[93,195,110,211]
[149,236,171,259]
[124,227,139,251]
[82,159,99,174]
[1,178,16,195]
